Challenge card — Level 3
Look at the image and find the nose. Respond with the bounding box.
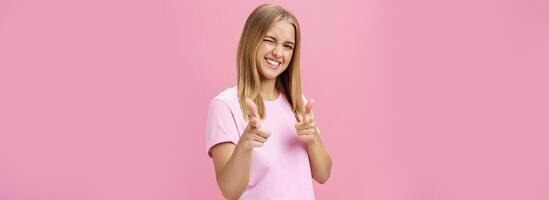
[272,45,282,58]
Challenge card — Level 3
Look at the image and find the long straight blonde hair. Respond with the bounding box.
[237,4,304,122]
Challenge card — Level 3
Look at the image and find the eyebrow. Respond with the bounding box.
[265,35,295,46]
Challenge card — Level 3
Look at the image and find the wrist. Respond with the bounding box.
[307,133,321,146]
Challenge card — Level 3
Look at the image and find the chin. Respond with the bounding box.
[260,72,279,80]
[258,66,280,80]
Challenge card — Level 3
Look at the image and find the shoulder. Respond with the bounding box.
[208,86,242,116]
[210,86,238,105]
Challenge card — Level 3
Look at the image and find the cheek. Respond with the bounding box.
[256,48,267,63]
[284,52,293,64]
[257,44,272,56]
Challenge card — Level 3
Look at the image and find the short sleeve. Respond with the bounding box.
[205,99,240,157]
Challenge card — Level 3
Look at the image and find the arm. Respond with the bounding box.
[210,98,271,199]
[211,143,252,200]
[296,98,332,184]
[306,134,332,184]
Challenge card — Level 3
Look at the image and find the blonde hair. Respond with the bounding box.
[237,4,304,121]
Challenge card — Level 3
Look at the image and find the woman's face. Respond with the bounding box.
[256,20,295,80]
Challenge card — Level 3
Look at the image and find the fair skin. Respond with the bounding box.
[211,20,332,200]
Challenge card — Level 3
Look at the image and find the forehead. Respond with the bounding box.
[266,20,295,41]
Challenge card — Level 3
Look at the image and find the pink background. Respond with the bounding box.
[1,0,548,199]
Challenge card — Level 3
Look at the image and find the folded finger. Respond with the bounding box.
[255,128,271,138]
[297,129,316,136]
[253,134,267,143]
[295,121,316,130]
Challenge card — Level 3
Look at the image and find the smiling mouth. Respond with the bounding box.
[265,58,281,69]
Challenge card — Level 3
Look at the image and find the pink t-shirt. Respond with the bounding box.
[205,87,315,200]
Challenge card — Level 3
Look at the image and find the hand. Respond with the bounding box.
[295,98,319,144]
[237,98,271,150]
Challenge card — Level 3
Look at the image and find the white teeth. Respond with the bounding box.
[266,58,280,66]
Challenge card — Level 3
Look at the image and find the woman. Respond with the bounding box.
[206,4,332,200]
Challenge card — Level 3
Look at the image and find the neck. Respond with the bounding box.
[260,78,278,100]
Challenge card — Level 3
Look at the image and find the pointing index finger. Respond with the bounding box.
[303,98,315,123]
[245,98,259,118]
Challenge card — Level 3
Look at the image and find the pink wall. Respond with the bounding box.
[1,0,548,199]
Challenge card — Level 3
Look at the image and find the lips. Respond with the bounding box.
[265,57,281,69]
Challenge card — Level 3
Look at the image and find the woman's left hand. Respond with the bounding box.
[295,99,319,143]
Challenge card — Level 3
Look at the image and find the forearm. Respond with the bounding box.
[217,145,252,200]
[306,135,332,184]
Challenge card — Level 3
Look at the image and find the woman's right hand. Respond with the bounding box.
[238,98,271,150]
